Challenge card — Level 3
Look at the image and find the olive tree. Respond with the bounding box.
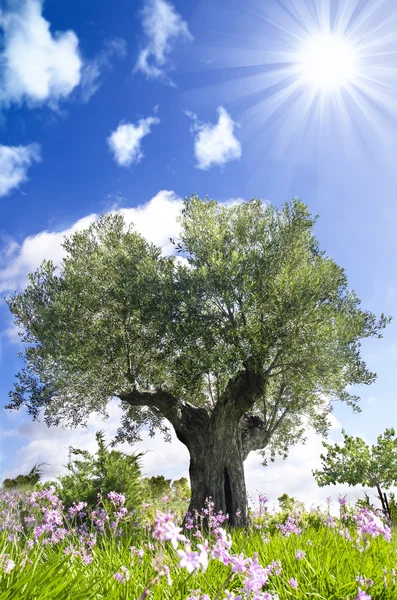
[6,196,389,526]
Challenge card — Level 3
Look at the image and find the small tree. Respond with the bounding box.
[56,431,142,510]
[6,197,389,526]
[172,477,190,501]
[2,463,46,490]
[313,428,397,518]
[140,475,191,519]
[141,475,172,501]
[277,493,296,512]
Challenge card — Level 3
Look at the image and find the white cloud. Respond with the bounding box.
[187,106,242,170]
[135,0,193,85]
[119,190,182,254]
[80,38,127,103]
[0,190,182,293]
[0,144,41,198]
[0,213,96,293]
[107,116,160,167]
[0,0,82,108]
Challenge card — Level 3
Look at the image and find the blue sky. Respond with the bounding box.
[1,0,397,509]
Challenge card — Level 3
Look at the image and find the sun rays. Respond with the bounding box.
[192,0,397,157]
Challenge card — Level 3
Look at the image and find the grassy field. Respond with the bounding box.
[0,489,396,599]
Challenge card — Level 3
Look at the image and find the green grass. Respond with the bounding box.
[1,523,396,599]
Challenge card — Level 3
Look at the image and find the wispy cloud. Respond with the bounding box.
[186,106,242,170]
[135,0,193,86]
[107,115,160,167]
[0,0,82,108]
[80,38,127,103]
[0,144,41,198]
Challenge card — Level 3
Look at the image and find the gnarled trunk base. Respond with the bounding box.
[187,413,248,527]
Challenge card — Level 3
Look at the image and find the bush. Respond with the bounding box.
[55,431,142,511]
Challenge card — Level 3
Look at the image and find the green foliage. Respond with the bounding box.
[141,475,172,501]
[313,428,397,490]
[56,431,142,510]
[6,197,390,462]
[172,477,190,500]
[2,463,46,490]
[141,475,190,502]
[313,428,397,518]
[355,493,376,513]
[277,493,296,512]
[140,476,190,522]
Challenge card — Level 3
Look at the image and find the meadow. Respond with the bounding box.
[0,487,396,600]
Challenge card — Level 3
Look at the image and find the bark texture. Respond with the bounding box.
[121,369,269,527]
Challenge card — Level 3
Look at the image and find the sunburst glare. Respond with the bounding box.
[295,32,359,92]
[191,0,397,157]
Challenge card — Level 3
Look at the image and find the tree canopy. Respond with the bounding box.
[7,197,387,456]
[6,196,389,522]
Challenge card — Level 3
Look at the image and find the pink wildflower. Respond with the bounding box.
[177,546,202,574]
[153,512,186,548]
[354,591,371,600]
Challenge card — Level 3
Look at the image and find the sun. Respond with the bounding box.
[196,0,397,155]
[295,32,359,92]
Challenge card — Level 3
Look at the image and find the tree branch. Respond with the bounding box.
[266,383,286,433]
[241,414,269,460]
[217,369,266,418]
[119,389,210,449]
[268,406,290,437]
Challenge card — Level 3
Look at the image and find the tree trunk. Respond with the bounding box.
[376,484,390,518]
[122,371,268,529]
[186,404,249,527]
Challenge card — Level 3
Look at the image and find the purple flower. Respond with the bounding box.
[289,577,298,589]
[242,556,270,594]
[354,590,371,600]
[68,501,88,517]
[295,549,306,560]
[153,512,186,548]
[224,592,243,600]
[113,566,130,583]
[276,515,302,537]
[356,509,391,542]
[197,541,209,572]
[81,553,93,565]
[0,556,16,574]
[107,492,126,506]
[230,553,251,573]
[177,546,202,574]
